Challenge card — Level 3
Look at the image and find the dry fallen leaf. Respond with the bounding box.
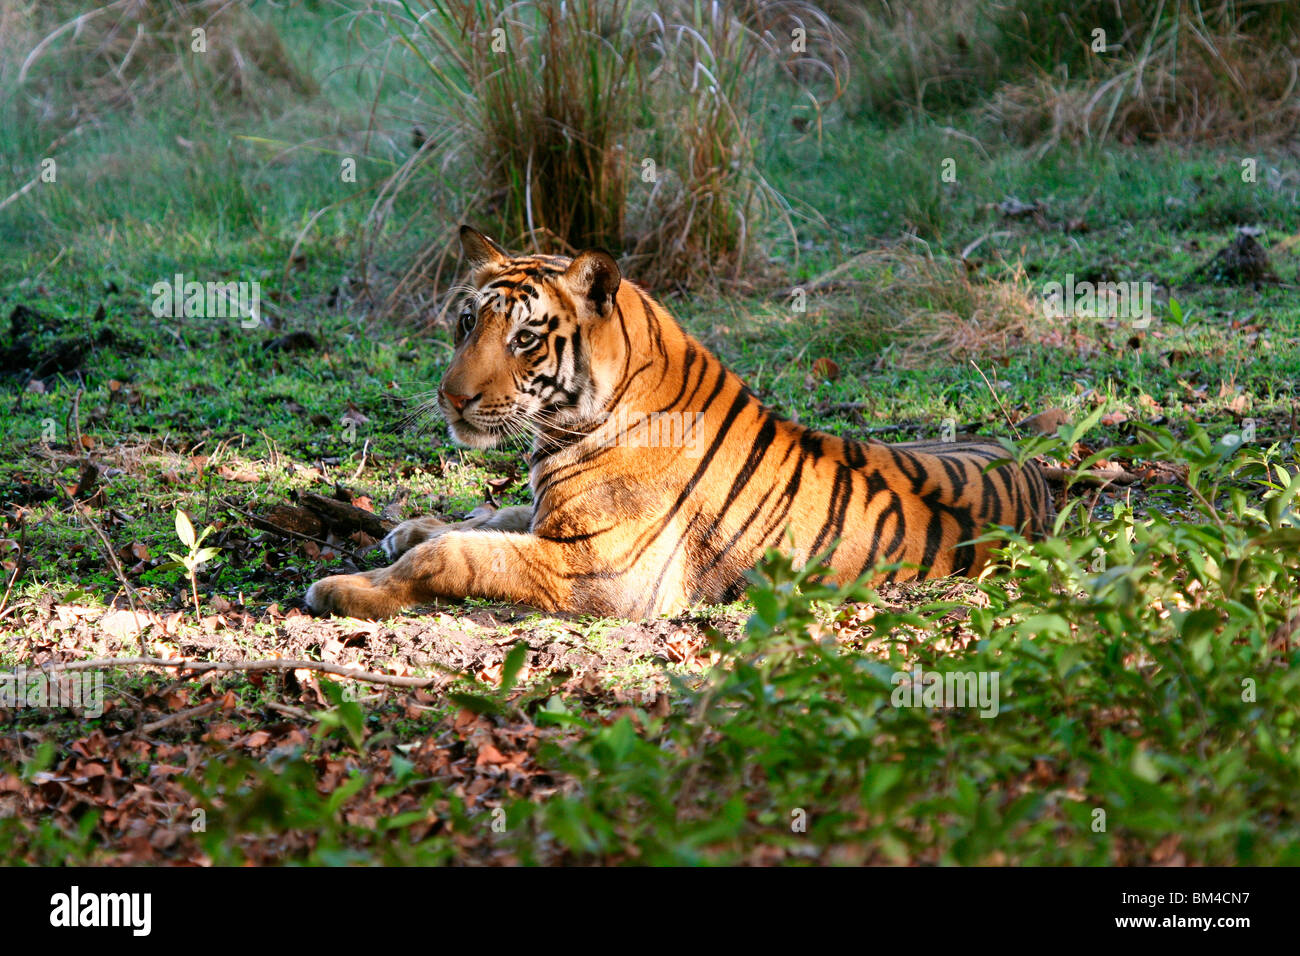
[810,357,840,381]
[475,742,510,767]
[99,608,150,640]
[342,402,370,426]
[218,464,259,482]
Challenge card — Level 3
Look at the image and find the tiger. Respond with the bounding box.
[305,225,1054,620]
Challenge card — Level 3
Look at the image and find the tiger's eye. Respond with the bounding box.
[513,331,537,350]
[459,310,476,337]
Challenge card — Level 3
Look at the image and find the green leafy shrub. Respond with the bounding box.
[513,422,1300,864]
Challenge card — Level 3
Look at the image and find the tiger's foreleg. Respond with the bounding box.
[379,504,533,559]
[306,529,577,619]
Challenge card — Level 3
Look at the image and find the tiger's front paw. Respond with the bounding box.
[305,573,404,620]
[380,516,449,560]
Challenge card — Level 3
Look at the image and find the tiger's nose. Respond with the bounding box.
[442,389,471,412]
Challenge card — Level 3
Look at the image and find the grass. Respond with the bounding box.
[845,0,1300,147]
[342,0,847,290]
[0,1,1298,865]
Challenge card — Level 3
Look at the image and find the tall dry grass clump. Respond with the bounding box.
[12,0,316,119]
[986,0,1300,146]
[835,0,1006,117]
[842,0,1298,146]
[355,0,847,297]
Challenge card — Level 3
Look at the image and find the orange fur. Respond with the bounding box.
[307,227,1053,619]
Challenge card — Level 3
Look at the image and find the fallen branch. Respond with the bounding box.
[1041,466,1143,487]
[351,437,371,482]
[295,490,394,540]
[67,386,85,461]
[219,497,368,563]
[0,124,84,212]
[26,656,447,690]
[264,700,315,720]
[138,700,221,735]
[0,175,41,214]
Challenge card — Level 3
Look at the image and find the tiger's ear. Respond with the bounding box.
[561,249,621,319]
[459,225,509,269]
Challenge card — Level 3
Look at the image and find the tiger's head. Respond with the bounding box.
[437,226,622,449]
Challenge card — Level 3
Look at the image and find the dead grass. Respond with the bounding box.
[836,0,1005,116]
[803,248,1043,368]
[842,0,1299,146]
[12,0,316,118]
[986,23,1300,148]
[352,0,847,307]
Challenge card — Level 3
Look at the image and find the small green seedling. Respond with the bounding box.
[1165,297,1196,352]
[159,509,221,621]
[1166,297,1190,327]
[313,679,367,750]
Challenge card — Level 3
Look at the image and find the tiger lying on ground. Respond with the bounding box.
[306,225,1054,620]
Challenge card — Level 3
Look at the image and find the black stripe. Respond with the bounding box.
[659,343,698,412]
[809,465,853,559]
[717,414,777,516]
[626,377,749,564]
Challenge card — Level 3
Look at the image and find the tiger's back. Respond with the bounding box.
[526,354,1052,615]
[305,228,1055,620]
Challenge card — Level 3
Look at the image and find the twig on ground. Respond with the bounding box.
[138,700,221,735]
[265,700,315,720]
[30,656,449,690]
[67,387,85,460]
[218,497,369,563]
[0,121,84,213]
[67,499,148,654]
[970,360,1021,439]
[960,230,1013,262]
[350,437,371,481]
[802,250,880,291]
[0,175,41,214]
[0,514,27,620]
[296,490,395,540]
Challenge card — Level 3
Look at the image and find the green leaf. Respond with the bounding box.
[534,709,591,728]
[446,691,501,715]
[1131,748,1162,784]
[175,510,196,548]
[1017,613,1071,639]
[389,754,415,783]
[597,716,638,763]
[324,771,367,812]
[863,761,904,801]
[499,639,529,693]
[316,680,366,749]
[1054,643,1087,679]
